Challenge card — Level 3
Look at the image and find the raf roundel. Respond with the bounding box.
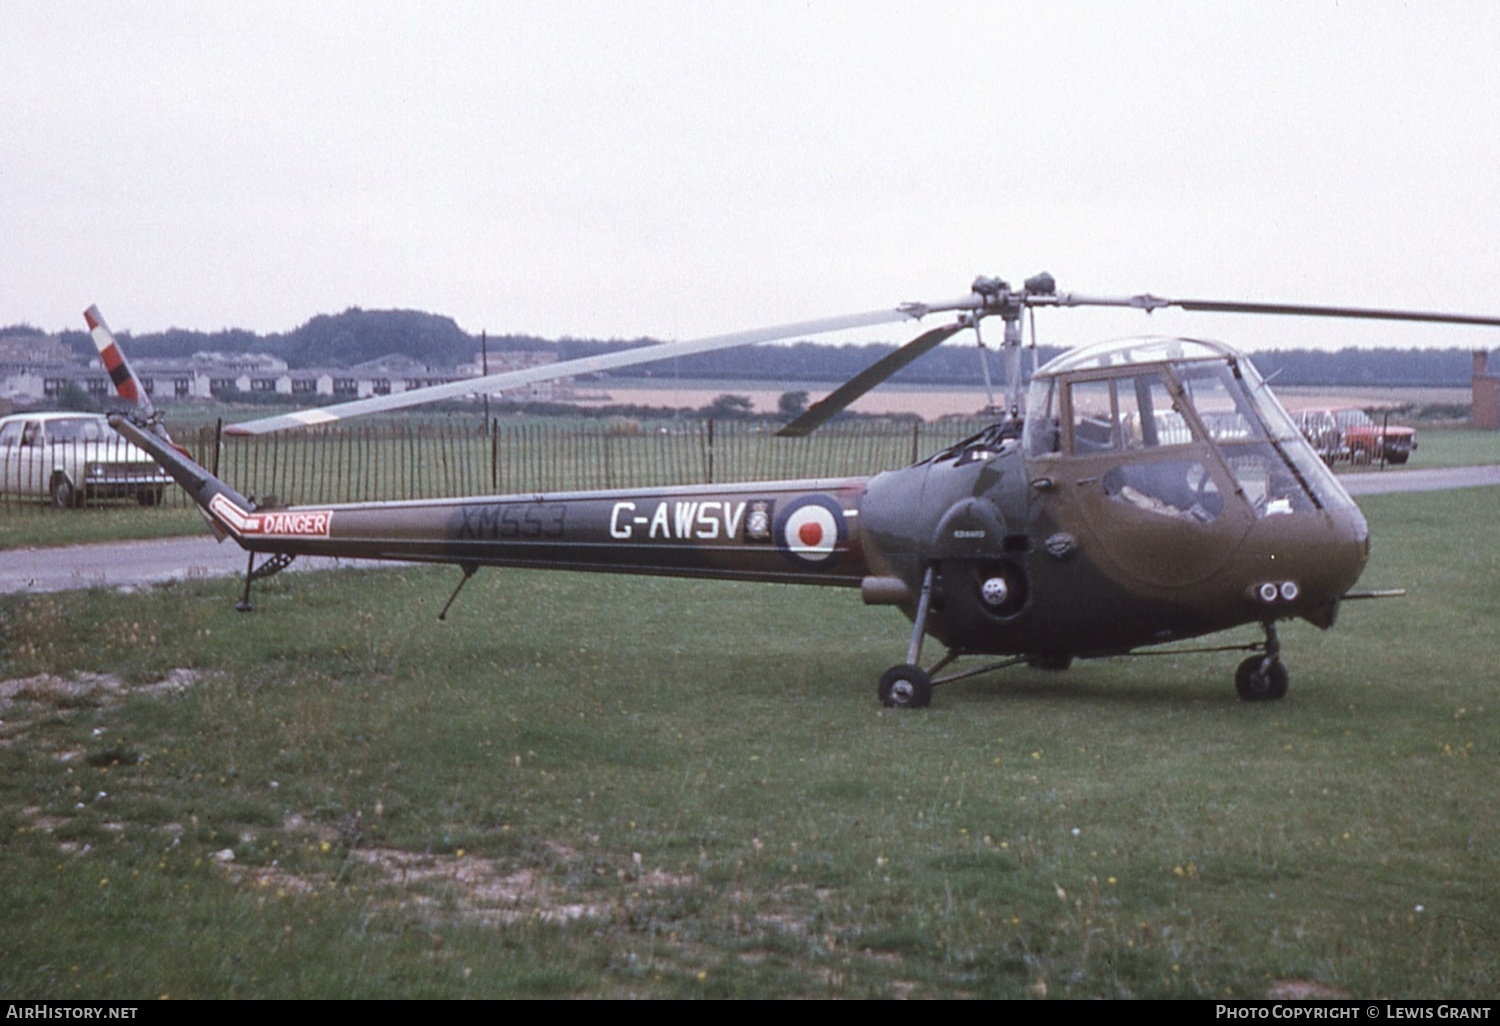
[774,495,847,566]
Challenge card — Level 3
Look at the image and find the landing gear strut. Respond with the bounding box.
[877,565,1034,707]
[235,551,296,612]
[1235,621,1289,701]
[879,566,936,709]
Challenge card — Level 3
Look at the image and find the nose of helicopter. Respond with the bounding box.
[1244,500,1369,629]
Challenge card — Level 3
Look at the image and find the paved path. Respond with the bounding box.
[0,464,1496,595]
[1337,463,1500,495]
[0,535,388,595]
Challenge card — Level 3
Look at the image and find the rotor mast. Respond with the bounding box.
[966,272,1055,419]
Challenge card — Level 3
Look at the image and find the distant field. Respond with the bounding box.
[578,380,999,418]
[587,380,1475,419]
[0,488,1496,998]
[1273,385,1472,412]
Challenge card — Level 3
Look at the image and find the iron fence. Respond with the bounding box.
[0,416,991,514]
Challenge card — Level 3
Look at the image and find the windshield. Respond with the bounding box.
[45,418,109,444]
[1177,359,1356,517]
[1040,356,1356,517]
[1333,409,1374,430]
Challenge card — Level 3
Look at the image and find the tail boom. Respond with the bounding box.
[109,416,871,587]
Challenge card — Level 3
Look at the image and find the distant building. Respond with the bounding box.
[1475,351,1500,430]
[0,341,567,407]
[457,349,562,401]
[0,334,77,404]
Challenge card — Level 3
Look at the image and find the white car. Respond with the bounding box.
[0,412,173,508]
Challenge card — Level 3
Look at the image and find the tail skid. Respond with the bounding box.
[109,415,258,545]
[109,414,312,610]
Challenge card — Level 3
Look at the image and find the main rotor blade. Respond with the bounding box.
[224,306,923,435]
[1173,298,1500,327]
[1050,292,1500,327]
[777,320,967,437]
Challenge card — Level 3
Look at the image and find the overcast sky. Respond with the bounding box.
[5,1,1500,356]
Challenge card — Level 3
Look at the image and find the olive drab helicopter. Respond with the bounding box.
[86,276,1500,708]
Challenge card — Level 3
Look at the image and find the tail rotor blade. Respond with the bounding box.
[84,305,154,417]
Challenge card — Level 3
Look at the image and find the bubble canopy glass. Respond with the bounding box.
[1024,336,1357,516]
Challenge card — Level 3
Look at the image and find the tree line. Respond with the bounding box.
[9,307,1484,388]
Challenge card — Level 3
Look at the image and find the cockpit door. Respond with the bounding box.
[1040,370,1254,589]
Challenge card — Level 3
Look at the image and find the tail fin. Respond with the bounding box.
[86,307,213,530]
[84,305,155,419]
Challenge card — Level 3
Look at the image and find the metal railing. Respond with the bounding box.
[1,417,991,514]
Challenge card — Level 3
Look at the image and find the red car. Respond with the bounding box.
[1292,407,1416,465]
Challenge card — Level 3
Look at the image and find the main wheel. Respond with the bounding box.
[1235,656,1289,701]
[49,476,78,510]
[878,664,933,709]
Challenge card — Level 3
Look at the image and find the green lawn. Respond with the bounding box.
[1335,427,1500,472]
[0,487,1496,998]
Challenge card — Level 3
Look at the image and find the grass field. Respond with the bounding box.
[1337,427,1500,470]
[0,486,1496,998]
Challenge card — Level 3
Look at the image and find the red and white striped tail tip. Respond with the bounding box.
[83,304,149,407]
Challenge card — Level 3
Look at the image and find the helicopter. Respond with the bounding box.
[86,275,1500,708]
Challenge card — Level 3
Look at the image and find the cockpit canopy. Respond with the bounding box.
[1022,336,1356,517]
[1032,336,1240,377]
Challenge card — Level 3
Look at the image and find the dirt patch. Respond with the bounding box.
[222,817,699,927]
[0,671,124,706]
[1266,979,1353,999]
[0,668,209,745]
[353,848,610,924]
[135,668,208,696]
[1,668,207,710]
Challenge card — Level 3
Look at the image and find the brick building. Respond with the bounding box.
[1476,351,1500,430]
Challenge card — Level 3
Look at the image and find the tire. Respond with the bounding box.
[1349,445,1372,466]
[878,664,933,709]
[1385,450,1409,465]
[137,487,163,507]
[49,476,78,510]
[1235,656,1289,701]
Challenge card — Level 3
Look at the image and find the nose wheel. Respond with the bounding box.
[1235,656,1289,700]
[1235,622,1289,701]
